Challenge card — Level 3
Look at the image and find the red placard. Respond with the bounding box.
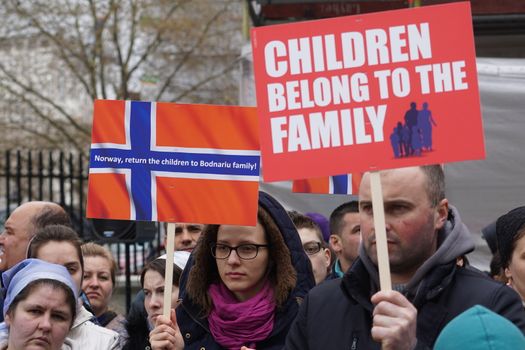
[251,2,484,182]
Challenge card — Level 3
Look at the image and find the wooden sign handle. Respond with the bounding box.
[163,223,176,318]
[370,171,392,291]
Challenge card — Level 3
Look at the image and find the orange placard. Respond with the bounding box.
[87,100,260,225]
[292,173,362,195]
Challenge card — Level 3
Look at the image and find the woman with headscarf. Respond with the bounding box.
[27,224,120,349]
[0,259,78,350]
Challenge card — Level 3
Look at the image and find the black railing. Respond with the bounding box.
[0,149,161,275]
[2,150,86,234]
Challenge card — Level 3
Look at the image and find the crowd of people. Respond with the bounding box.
[1,165,525,349]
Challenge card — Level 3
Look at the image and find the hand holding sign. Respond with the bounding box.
[253,0,483,288]
[251,4,484,349]
[150,308,184,350]
[87,101,262,337]
[371,290,418,350]
[253,9,483,350]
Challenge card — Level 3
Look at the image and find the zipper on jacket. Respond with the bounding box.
[350,334,358,350]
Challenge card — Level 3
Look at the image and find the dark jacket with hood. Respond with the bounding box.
[285,206,525,350]
[177,191,315,349]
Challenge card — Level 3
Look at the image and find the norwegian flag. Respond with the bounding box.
[87,100,260,225]
[292,173,362,195]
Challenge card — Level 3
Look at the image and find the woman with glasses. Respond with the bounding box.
[289,211,332,285]
[154,191,315,350]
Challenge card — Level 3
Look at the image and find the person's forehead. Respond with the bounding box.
[381,168,427,198]
[38,241,80,262]
[5,206,38,235]
[84,255,111,270]
[23,284,70,307]
[12,202,50,217]
[175,223,203,229]
[8,204,38,221]
[342,212,360,225]
[217,223,265,242]
[143,269,164,287]
[297,227,321,243]
[360,167,426,198]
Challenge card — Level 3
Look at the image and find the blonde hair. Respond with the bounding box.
[81,242,118,286]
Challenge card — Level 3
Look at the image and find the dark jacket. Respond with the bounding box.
[285,206,525,349]
[122,304,151,350]
[177,191,315,349]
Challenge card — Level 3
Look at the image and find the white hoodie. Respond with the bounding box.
[63,305,120,350]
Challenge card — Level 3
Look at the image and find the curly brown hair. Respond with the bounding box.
[186,206,297,315]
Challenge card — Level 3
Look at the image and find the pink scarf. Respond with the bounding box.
[208,281,276,349]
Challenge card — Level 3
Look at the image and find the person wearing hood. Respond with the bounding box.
[154,191,315,350]
[285,165,525,350]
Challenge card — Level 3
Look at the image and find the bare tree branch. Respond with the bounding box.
[156,3,230,101]
[0,62,90,137]
[173,56,239,102]
[2,122,63,149]
[9,1,97,99]
[0,81,87,153]
[110,1,127,99]
[126,1,188,78]
[90,0,113,99]
[0,0,244,150]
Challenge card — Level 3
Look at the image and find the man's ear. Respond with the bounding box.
[5,312,11,327]
[323,248,331,268]
[434,198,449,230]
[329,234,341,253]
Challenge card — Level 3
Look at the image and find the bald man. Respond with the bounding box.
[0,201,71,271]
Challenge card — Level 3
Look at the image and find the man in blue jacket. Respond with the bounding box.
[286,165,525,350]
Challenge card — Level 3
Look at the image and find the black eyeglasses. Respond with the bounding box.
[211,243,269,260]
[303,242,322,255]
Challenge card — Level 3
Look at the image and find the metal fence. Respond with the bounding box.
[1,149,166,310]
[0,149,161,275]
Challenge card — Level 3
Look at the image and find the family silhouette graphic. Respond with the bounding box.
[390,102,437,158]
